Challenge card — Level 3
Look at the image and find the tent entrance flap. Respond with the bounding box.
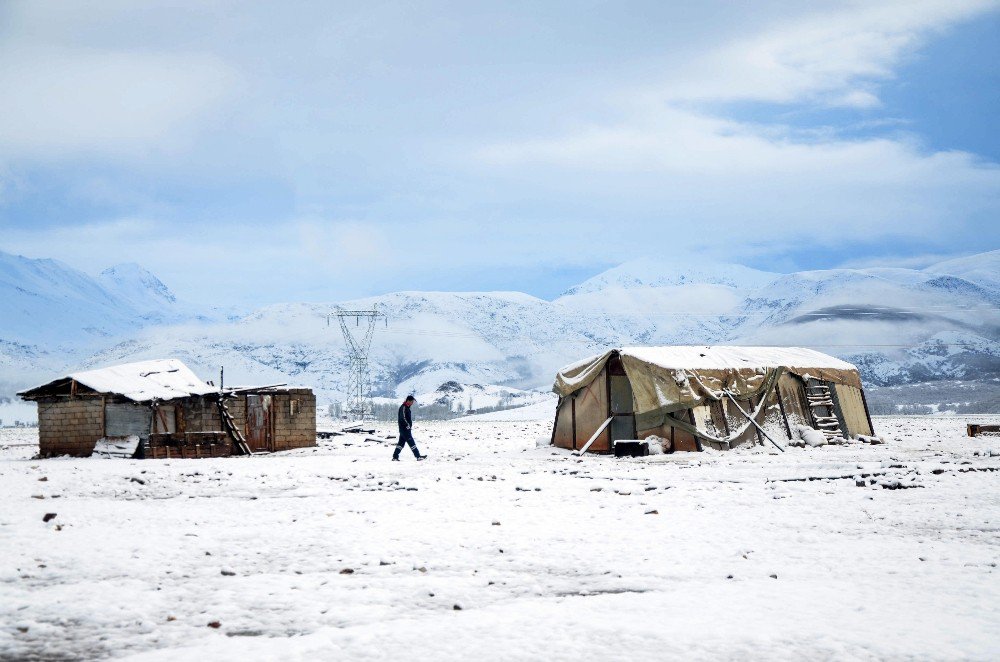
[609,354,636,442]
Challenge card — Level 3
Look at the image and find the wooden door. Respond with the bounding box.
[609,374,636,442]
[246,395,272,452]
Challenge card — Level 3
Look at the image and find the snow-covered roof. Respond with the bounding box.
[553,346,863,414]
[20,359,217,402]
[616,346,857,372]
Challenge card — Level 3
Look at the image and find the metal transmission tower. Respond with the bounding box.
[329,307,386,420]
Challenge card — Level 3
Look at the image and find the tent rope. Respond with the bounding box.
[660,368,785,450]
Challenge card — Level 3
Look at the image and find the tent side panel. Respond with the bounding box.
[637,410,700,452]
[574,366,610,452]
[723,398,759,448]
[833,384,874,437]
[552,397,575,449]
[670,411,700,451]
[777,373,810,428]
[760,388,792,441]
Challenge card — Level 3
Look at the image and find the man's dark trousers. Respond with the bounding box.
[393,430,420,459]
[393,402,420,459]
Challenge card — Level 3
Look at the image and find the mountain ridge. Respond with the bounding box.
[1,249,999,413]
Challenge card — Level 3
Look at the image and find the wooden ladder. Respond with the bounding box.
[218,397,252,455]
[805,381,844,440]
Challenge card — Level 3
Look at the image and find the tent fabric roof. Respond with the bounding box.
[553,346,863,417]
[19,359,217,403]
[615,346,858,372]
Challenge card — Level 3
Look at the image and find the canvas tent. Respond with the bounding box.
[551,346,874,453]
[19,359,317,458]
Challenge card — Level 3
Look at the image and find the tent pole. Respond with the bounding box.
[571,397,577,451]
[774,383,794,440]
[550,397,561,448]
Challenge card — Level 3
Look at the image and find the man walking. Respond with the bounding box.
[392,395,426,461]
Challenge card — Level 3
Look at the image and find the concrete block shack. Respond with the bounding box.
[18,359,316,458]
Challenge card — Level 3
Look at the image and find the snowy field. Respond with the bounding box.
[1,415,999,661]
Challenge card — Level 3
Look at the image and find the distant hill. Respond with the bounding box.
[2,249,999,414]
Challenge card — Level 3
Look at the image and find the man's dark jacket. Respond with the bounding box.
[398,404,413,439]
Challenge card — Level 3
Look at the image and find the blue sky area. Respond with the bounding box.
[0,1,998,304]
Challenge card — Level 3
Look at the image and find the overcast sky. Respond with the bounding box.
[1,0,998,305]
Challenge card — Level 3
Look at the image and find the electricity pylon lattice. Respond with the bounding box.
[330,307,386,421]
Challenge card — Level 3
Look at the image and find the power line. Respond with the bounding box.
[375,327,993,349]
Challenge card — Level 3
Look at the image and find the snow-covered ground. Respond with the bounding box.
[1,415,998,661]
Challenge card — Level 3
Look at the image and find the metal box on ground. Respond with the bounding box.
[613,440,649,457]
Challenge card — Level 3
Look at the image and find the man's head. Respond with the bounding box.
[404,395,415,407]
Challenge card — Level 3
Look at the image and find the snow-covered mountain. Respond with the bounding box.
[925,250,1000,294]
[0,250,214,389]
[563,257,778,295]
[2,249,999,414]
[735,266,1000,387]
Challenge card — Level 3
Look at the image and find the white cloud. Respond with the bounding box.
[0,1,997,301]
[474,0,1000,253]
[0,46,238,159]
[658,0,997,107]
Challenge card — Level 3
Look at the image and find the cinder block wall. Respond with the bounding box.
[272,389,317,450]
[37,398,104,457]
[182,397,247,433]
[175,391,315,452]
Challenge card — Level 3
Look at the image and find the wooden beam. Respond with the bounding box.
[575,416,614,456]
[724,392,784,453]
[774,382,794,440]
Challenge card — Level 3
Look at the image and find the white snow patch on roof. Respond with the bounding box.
[618,346,858,371]
[33,359,216,402]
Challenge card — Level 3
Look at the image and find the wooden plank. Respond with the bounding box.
[575,416,614,456]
